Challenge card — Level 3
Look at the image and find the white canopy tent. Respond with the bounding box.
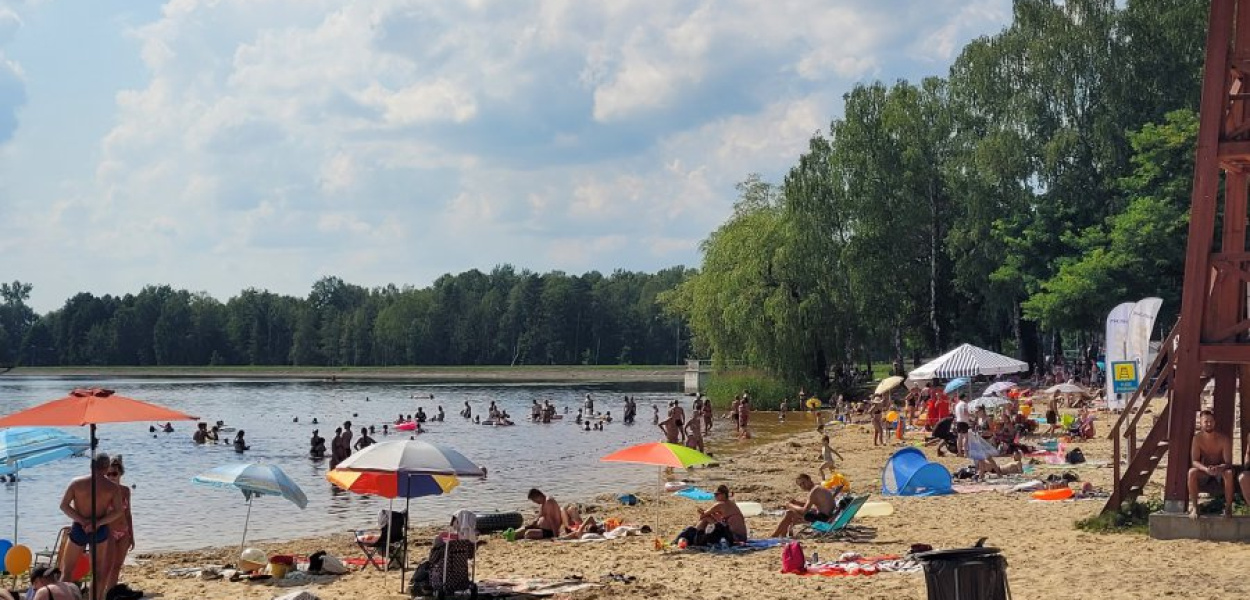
[908,343,1029,380]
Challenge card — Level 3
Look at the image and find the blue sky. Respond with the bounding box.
[0,0,1011,312]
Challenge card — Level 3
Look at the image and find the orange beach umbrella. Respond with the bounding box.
[601,443,717,541]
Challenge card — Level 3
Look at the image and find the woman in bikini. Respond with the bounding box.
[104,456,137,598]
[30,566,82,600]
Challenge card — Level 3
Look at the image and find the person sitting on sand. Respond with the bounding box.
[1069,408,1095,440]
[233,431,249,453]
[818,435,844,481]
[676,484,748,547]
[976,454,1024,479]
[1189,410,1235,518]
[310,430,326,459]
[770,474,838,537]
[31,566,82,600]
[520,489,563,540]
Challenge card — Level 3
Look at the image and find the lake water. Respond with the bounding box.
[0,377,695,553]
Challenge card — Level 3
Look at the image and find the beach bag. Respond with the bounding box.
[319,554,349,575]
[781,541,806,574]
[1065,448,1086,465]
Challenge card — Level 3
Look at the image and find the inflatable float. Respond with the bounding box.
[1031,487,1074,501]
[395,421,418,431]
[737,501,763,517]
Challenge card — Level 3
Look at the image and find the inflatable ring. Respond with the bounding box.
[396,421,417,431]
[474,511,524,533]
[1031,487,1074,501]
[806,398,822,409]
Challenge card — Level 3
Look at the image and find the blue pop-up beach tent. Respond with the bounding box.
[880,448,953,496]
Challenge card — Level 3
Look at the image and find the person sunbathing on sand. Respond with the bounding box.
[520,488,563,539]
[1189,410,1235,518]
[770,474,837,538]
[559,505,602,538]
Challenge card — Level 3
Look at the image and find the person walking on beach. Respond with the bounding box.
[817,435,843,480]
[871,398,885,446]
[954,394,971,458]
[729,396,742,434]
[103,456,136,599]
[59,454,122,600]
[702,397,713,433]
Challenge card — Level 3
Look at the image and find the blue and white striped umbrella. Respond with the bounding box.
[0,427,90,543]
[193,463,307,552]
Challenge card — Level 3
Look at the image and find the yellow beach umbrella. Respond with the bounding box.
[875,376,905,395]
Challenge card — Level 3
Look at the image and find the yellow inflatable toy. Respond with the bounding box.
[886,410,899,422]
[822,473,850,492]
[806,398,822,409]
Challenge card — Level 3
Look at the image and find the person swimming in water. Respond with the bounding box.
[233,431,249,453]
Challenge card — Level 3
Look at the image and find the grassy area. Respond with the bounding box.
[703,369,793,410]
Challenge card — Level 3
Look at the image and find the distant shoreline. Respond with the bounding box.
[2,364,686,384]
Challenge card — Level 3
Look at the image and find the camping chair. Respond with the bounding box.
[354,509,408,570]
[410,538,477,599]
[33,526,68,570]
[793,494,870,539]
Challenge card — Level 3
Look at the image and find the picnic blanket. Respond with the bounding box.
[802,554,922,577]
[477,578,601,597]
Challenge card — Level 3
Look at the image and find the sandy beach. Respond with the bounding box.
[117,413,1250,600]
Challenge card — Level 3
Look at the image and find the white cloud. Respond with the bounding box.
[1,0,1013,310]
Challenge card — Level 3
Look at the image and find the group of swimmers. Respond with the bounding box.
[189,421,249,453]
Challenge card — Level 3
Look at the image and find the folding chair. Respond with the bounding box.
[793,494,870,538]
[354,509,408,570]
[33,527,68,570]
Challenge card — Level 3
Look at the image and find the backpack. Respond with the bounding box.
[1065,448,1086,465]
[781,541,806,574]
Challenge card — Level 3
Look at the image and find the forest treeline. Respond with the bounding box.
[0,267,692,367]
[663,0,1206,387]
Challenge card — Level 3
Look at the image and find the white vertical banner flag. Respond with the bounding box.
[1105,302,1135,410]
[1126,297,1163,385]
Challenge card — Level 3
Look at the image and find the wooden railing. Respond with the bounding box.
[1108,326,1178,491]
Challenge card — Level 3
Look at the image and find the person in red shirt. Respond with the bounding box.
[933,390,952,423]
[924,383,939,430]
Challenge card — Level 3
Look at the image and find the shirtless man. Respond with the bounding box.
[659,415,682,444]
[702,397,713,433]
[1188,410,1235,518]
[769,473,838,537]
[192,423,208,444]
[60,454,123,600]
[520,488,563,540]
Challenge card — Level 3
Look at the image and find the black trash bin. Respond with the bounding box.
[913,546,1011,600]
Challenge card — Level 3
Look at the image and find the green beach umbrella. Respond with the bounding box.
[601,442,717,542]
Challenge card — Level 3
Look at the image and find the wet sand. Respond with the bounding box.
[119,413,1250,600]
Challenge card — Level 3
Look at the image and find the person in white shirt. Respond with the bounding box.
[953,394,972,458]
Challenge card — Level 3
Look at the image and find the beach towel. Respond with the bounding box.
[272,592,320,600]
[476,578,601,597]
[802,554,922,577]
[674,487,715,501]
[682,538,787,555]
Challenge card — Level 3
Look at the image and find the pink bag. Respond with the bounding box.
[781,541,806,574]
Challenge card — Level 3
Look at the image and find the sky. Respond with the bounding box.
[0,0,1012,313]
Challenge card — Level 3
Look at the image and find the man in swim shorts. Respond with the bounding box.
[60,454,123,599]
[1188,409,1235,518]
[769,473,837,537]
[521,488,563,540]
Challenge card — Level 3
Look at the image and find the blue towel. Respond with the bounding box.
[674,487,715,501]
